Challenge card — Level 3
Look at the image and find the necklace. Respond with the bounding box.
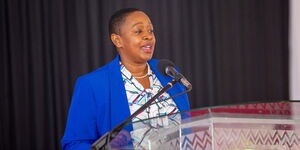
[133,63,150,79]
[133,73,149,79]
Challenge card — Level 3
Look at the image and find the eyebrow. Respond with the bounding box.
[131,22,153,29]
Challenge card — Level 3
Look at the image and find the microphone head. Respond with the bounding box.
[157,59,175,76]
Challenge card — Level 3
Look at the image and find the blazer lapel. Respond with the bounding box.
[108,55,131,128]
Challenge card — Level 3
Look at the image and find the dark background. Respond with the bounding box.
[1,0,289,149]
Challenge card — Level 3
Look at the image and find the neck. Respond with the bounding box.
[120,58,148,76]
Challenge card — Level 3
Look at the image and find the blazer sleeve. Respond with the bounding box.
[61,77,99,150]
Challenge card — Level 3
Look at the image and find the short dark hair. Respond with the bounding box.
[108,8,140,36]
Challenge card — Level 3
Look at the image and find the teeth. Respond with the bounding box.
[142,45,151,49]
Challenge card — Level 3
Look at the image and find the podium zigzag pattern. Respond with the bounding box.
[167,131,212,150]
[215,128,300,149]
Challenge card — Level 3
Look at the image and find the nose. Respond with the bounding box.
[143,32,153,40]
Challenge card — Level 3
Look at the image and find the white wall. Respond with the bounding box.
[290,0,300,100]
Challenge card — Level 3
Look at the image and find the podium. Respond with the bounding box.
[109,101,300,150]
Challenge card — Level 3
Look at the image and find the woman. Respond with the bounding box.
[61,8,190,150]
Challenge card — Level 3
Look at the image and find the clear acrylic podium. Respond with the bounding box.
[109,101,300,150]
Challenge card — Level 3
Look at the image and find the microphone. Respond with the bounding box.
[157,59,192,91]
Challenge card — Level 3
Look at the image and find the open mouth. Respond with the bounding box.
[141,44,153,53]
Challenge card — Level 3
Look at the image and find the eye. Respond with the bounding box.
[135,30,143,34]
[148,29,154,33]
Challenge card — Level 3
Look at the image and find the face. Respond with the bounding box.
[111,11,156,64]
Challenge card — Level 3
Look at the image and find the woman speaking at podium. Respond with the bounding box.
[62,8,190,150]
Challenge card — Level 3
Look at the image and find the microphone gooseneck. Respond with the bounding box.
[90,59,192,150]
[90,79,177,150]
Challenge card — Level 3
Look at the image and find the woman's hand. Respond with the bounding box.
[110,130,131,148]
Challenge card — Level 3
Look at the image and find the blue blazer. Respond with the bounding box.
[61,55,190,150]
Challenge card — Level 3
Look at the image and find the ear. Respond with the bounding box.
[111,33,123,48]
